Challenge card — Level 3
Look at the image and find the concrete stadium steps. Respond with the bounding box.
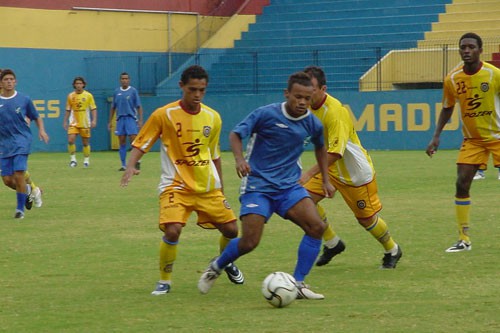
[256,4,447,23]
[424,29,500,41]
[171,0,451,93]
[262,0,447,13]
[437,10,500,22]
[235,32,425,48]
[250,14,440,31]
[242,23,432,39]
[444,1,500,12]
[431,19,499,31]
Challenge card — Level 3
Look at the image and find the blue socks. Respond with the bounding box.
[293,235,322,282]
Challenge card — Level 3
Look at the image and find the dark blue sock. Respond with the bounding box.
[16,192,26,212]
[216,238,241,269]
[293,235,321,282]
[119,144,127,166]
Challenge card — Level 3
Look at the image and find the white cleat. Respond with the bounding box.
[31,187,43,208]
[296,282,325,300]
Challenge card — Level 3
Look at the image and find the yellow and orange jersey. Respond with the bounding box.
[65,90,96,128]
[133,100,222,193]
[310,93,375,186]
[443,61,500,140]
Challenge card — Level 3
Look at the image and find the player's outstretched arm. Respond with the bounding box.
[121,147,144,186]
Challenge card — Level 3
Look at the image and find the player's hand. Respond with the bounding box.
[426,137,440,157]
[39,131,49,144]
[235,157,251,178]
[322,182,336,198]
[120,167,140,187]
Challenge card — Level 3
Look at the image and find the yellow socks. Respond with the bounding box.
[159,237,177,281]
[83,145,91,157]
[365,216,396,252]
[68,143,76,155]
[455,197,471,243]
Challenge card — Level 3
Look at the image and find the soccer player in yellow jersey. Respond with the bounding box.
[300,66,402,269]
[63,76,97,168]
[426,32,500,252]
[120,65,244,295]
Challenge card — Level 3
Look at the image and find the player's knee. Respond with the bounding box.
[238,236,260,254]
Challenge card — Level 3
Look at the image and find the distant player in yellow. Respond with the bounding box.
[426,32,500,252]
[63,76,97,168]
[300,66,402,269]
[120,65,244,295]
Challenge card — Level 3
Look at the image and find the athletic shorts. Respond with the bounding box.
[158,188,236,230]
[457,138,500,168]
[0,154,28,176]
[68,126,91,138]
[115,116,139,136]
[239,184,310,222]
[305,175,382,219]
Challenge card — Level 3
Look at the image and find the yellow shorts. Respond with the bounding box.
[159,189,236,230]
[305,175,382,219]
[457,138,500,167]
[68,126,91,138]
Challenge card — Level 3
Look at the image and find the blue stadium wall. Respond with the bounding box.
[1,49,461,152]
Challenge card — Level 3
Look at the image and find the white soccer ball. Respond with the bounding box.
[261,272,298,308]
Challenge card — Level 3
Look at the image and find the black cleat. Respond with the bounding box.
[25,193,33,210]
[316,240,346,266]
[224,262,244,284]
[380,245,403,269]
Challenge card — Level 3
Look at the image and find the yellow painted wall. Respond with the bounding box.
[203,14,256,48]
[1,6,256,52]
[0,7,198,51]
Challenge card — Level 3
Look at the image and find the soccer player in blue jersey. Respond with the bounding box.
[198,72,335,299]
[0,69,49,219]
[108,72,144,171]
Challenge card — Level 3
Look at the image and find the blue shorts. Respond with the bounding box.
[1,154,28,176]
[239,184,310,222]
[115,116,139,136]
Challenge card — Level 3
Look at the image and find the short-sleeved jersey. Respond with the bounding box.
[310,93,374,186]
[233,102,324,193]
[0,91,40,157]
[442,61,500,141]
[65,90,97,128]
[132,100,222,194]
[112,86,141,120]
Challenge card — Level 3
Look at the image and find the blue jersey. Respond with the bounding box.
[233,102,324,193]
[0,91,40,158]
[112,86,141,119]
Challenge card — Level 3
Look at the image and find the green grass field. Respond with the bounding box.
[1,150,499,332]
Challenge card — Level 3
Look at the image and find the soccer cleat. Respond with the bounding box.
[296,282,325,300]
[135,161,141,170]
[25,191,33,211]
[316,240,346,266]
[380,245,403,269]
[198,259,222,294]
[31,187,43,208]
[83,161,89,168]
[445,240,471,253]
[118,166,126,171]
[14,211,25,219]
[473,171,485,180]
[69,161,77,168]
[224,262,244,284]
[151,282,171,295]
